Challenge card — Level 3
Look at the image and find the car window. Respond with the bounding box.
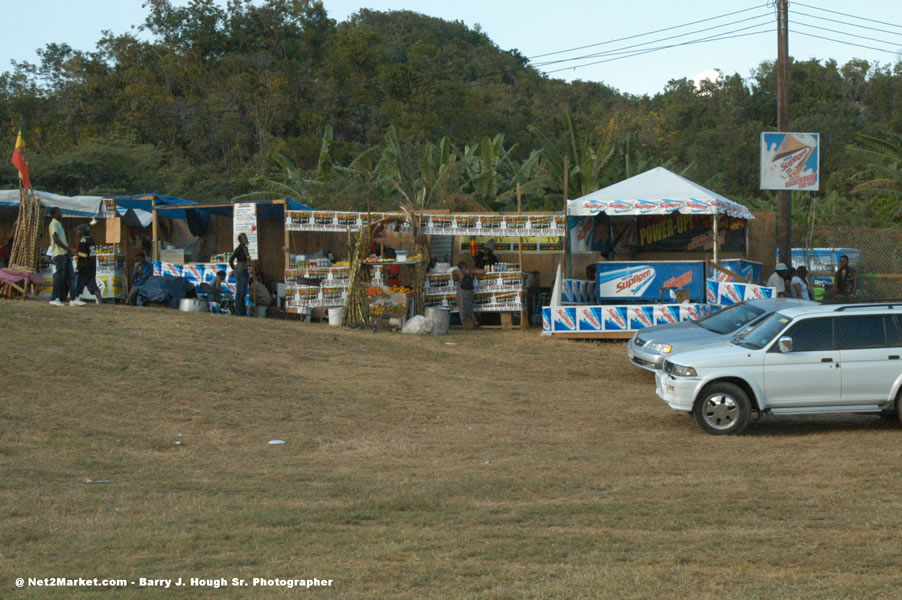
[836,316,886,349]
[886,315,902,347]
[784,318,835,352]
[735,312,792,349]
[696,303,766,334]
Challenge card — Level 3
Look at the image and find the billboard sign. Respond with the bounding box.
[760,132,819,191]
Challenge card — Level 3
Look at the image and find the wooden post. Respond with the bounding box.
[776,0,791,268]
[517,183,527,329]
[151,198,159,262]
[712,212,719,264]
[563,156,570,278]
[281,199,290,272]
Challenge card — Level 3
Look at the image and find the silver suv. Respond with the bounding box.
[628,298,816,371]
[656,303,902,435]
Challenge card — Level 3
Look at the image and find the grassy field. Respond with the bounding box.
[2,300,902,599]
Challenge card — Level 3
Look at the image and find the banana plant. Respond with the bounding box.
[529,110,617,199]
[847,130,902,202]
[232,151,321,202]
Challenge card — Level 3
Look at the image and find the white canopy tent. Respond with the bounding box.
[0,190,152,226]
[566,167,755,220]
[565,167,757,268]
[0,189,103,217]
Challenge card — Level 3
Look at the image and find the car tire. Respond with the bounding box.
[896,393,902,424]
[693,382,751,435]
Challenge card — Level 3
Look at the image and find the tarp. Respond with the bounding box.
[0,189,103,216]
[112,194,312,221]
[137,276,196,308]
[567,167,755,220]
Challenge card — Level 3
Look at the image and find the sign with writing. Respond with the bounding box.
[760,132,820,191]
[285,211,564,236]
[233,203,259,260]
[636,213,745,253]
[595,261,707,303]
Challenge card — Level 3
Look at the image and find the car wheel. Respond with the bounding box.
[896,393,902,424]
[693,383,751,435]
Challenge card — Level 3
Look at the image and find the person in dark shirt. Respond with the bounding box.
[127,252,153,305]
[73,224,103,304]
[230,233,251,316]
[475,240,499,269]
[834,254,858,301]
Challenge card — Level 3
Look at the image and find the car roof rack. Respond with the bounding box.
[834,302,902,311]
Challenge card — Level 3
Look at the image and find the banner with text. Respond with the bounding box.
[285,211,565,237]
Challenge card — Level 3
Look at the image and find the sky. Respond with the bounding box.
[1,0,901,96]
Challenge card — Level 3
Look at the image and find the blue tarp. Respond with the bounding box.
[112,194,312,220]
[136,276,197,308]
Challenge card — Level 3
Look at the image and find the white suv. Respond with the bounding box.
[656,303,902,435]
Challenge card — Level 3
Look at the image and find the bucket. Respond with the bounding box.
[328,307,343,326]
[425,306,450,335]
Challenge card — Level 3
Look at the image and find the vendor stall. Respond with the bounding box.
[151,198,311,314]
[544,167,773,339]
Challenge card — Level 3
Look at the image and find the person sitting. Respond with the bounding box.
[127,252,153,305]
[251,273,272,317]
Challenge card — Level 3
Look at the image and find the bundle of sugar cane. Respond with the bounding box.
[342,215,405,328]
[8,188,43,272]
[399,202,430,316]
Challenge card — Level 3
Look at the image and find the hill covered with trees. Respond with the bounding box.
[1,0,901,225]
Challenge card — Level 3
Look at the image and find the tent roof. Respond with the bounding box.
[567,167,755,220]
[0,189,103,216]
[112,194,312,220]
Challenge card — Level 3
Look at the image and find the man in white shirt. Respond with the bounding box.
[48,207,85,307]
[766,262,788,297]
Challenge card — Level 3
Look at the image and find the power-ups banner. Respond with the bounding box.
[760,132,820,191]
[595,261,706,303]
[285,211,565,237]
[636,213,746,253]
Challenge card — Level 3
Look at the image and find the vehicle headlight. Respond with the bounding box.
[669,363,697,377]
[646,342,673,354]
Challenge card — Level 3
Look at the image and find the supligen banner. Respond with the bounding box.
[595,261,706,303]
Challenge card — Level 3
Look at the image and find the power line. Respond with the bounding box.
[790,9,902,39]
[528,6,761,62]
[792,19,902,50]
[793,1,902,30]
[543,29,775,74]
[528,3,768,59]
[531,12,773,68]
[791,29,902,56]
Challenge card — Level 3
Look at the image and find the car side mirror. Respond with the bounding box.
[778,336,793,353]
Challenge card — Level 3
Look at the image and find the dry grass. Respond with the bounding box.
[2,300,902,598]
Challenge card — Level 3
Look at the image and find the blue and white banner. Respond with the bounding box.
[543,303,712,333]
[595,261,706,303]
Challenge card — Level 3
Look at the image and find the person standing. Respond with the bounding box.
[230,233,251,316]
[791,266,810,300]
[834,254,858,302]
[451,261,484,329]
[48,207,84,307]
[73,224,103,304]
[766,263,788,297]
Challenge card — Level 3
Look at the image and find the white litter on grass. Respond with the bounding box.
[445,342,457,346]
[268,440,286,445]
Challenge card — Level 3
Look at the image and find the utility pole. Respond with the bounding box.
[776,0,791,265]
